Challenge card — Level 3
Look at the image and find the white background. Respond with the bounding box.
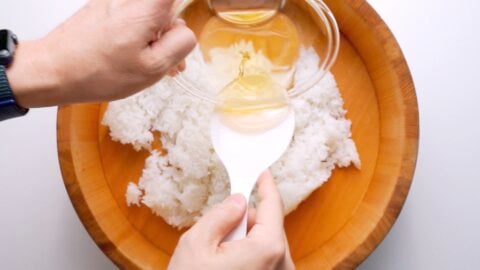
[1,0,479,269]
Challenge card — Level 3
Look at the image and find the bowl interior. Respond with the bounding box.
[97,11,379,263]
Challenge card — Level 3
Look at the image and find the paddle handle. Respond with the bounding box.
[223,207,249,242]
[222,172,261,242]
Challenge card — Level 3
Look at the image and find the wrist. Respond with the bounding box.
[6,39,63,108]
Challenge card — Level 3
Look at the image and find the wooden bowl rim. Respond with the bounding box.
[57,0,419,268]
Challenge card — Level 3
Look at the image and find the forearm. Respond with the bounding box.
[5,0,195,109]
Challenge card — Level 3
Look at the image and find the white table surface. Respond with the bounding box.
[1,0,479,269]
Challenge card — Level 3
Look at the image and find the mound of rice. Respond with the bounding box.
[102,44,360,229]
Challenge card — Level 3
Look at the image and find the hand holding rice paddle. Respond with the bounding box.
[168,171,295,270]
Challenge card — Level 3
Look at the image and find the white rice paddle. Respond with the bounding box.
[210,111,295,242]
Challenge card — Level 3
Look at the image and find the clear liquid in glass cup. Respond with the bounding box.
[174,0,339,132]
[208,0,284,25]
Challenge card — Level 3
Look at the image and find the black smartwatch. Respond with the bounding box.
[0,29,29,121]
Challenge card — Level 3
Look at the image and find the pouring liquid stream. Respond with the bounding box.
[215,51,292,134]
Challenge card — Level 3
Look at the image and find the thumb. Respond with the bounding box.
[144,19,196,75]
[190,194,246,246]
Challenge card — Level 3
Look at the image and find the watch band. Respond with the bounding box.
[0,65,28,121]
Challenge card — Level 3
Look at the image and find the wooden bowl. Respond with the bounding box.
[57,0,418,268]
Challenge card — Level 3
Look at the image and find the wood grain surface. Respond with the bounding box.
[57,0,418,269]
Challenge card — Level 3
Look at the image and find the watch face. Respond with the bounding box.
[0,30,9,50]
[0,30,15,67]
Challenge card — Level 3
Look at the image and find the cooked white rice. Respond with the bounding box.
[102,44,360,229]
[126,182,142,207]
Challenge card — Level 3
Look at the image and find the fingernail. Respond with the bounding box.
[224,194,246,210]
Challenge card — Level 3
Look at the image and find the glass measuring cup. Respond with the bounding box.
[173,0,340,103]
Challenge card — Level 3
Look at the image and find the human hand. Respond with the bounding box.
[7,0,196,108]
[168,171,295,270]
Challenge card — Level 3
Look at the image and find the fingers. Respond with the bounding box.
[188,194,247,246]
[247,207,256,231]
[148,0,176,32]
[248,171,285,239]
[176,59,186,72]
[240,172,288,268]
[167,60,186,77]
[282,233,296,270]
[162,18,186,33]
[143,19,196,76]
